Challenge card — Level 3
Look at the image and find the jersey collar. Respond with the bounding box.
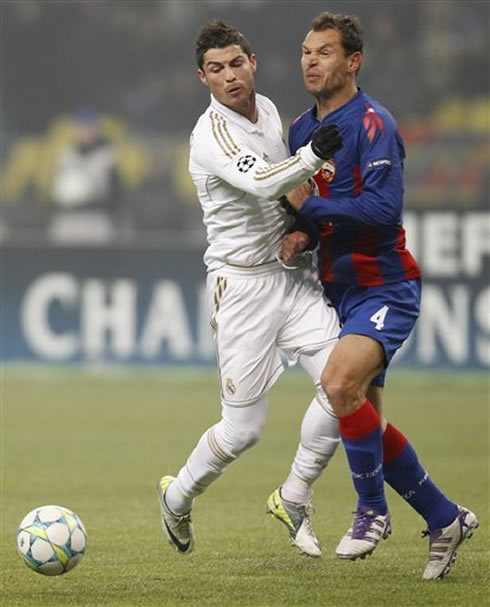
[310,87,363,123]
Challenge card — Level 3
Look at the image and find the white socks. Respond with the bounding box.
[281,472,312,504]
[164,381,340,513]
[281,396,340,504]
[165,395,269,516]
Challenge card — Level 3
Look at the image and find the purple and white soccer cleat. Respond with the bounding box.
[422,505,479,580]
[336,506,392,560]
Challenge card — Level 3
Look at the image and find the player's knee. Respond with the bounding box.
[218,418,263,457]
[219,394,268,457]
[321,371,363,415]
[227,427,261,456]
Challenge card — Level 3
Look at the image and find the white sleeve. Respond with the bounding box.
[193,111,324,201]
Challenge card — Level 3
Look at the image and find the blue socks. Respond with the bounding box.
[383,423,458,531]
[339,400,387,515]
[339,406,458,530]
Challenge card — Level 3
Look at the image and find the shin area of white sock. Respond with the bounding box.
[166,395,268,516]
[165,425,232,515]
[281,396,340,504]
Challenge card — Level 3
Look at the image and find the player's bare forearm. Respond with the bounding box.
[285,181,313,211]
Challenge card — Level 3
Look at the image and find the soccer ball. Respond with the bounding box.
[16,505,87,576]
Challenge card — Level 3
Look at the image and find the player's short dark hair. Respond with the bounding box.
[195,21,253,70]
[311,11,363,56]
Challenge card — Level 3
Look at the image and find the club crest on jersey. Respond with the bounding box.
[320,160,336,183]
[225,378,237,395]
[236,155,257,173]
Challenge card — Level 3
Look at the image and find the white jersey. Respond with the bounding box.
[189,93,325,271]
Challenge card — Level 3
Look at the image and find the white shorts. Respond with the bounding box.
[207,259,340,406]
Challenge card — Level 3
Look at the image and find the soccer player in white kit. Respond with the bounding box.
[157,21,343,558]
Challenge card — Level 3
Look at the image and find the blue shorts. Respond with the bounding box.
[323,279,421,387]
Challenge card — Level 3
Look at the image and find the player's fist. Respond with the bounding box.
[311,124,343,160]
[280,231,310,264]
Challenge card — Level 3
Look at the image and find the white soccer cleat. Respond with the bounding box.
[422,506,479,580]
[336,506,392,560]
[266,488,322,558]
[157,476,195,555]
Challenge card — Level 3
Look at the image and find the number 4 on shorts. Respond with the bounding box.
[370,305,389,330]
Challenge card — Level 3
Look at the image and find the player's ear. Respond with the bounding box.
[250,54,257,73]
[197,69,208,87]
[348,52,362,74]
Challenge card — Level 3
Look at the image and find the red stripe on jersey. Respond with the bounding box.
[313,172,329,198]
[396,227,422,280]
[351,226,384,286]
[362,105,384,143]
[353,166,363,196]
[310,177,333,281]
[318,225,335,282]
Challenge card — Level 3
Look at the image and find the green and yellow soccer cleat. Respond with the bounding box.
[266,488,321,557]
[157,476,195,555]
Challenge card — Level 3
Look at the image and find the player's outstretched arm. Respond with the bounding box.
[193,116,343,202]
[289,120,403,226]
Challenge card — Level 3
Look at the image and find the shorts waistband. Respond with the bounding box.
[209,259,284,278]
[208,254,313,278]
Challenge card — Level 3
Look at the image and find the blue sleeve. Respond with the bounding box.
[300,117,405,227]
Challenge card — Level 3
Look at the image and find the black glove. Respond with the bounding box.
[311,124,343,160]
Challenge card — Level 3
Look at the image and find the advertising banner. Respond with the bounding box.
[2,211,489,369]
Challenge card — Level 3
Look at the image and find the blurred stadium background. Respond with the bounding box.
[1,0,489,370]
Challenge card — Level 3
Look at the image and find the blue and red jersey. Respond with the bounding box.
[289,88,421,287]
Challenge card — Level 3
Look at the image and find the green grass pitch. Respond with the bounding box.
[1,368,488,607]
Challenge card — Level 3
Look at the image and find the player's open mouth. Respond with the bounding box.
[227,86,242,96]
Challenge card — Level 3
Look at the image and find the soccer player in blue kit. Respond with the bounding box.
[280,11,478,579]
